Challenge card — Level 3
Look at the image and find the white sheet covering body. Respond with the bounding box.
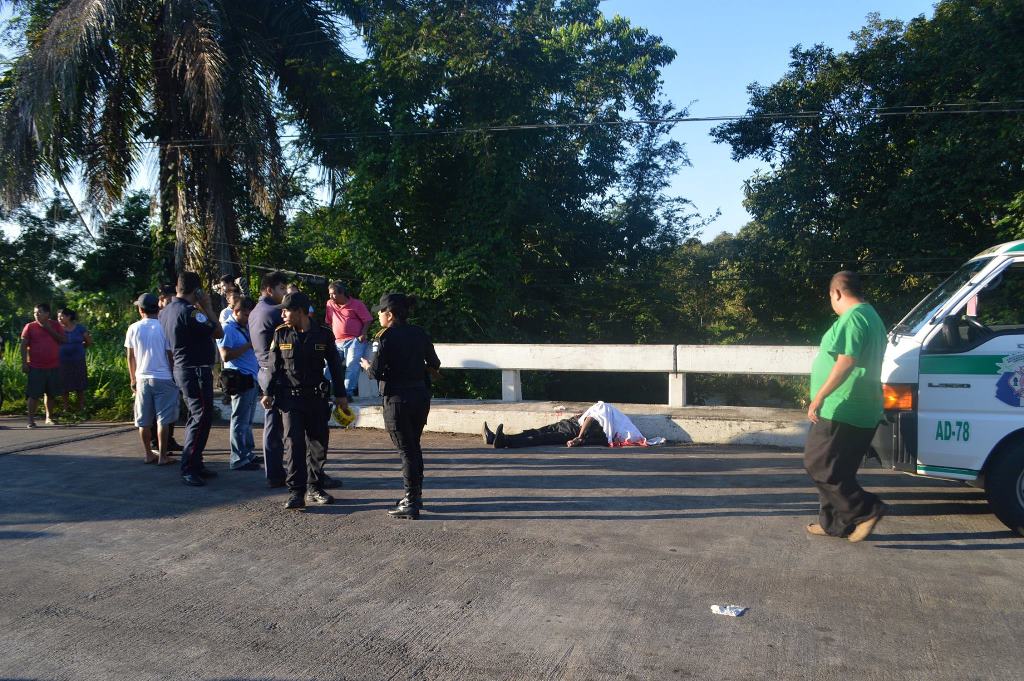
[578,401,644,445]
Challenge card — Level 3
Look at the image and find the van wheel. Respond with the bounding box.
[984,444,1024,536]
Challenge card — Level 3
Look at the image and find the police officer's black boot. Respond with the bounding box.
[305,486,334,505]
[388,487,422,519]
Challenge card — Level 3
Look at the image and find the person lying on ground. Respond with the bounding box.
[483,401,647,448]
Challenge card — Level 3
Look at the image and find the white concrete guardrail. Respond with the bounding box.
[359,344,818,407]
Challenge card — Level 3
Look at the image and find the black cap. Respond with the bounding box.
[135,293,159,312]
[279,291,312,311]
[372,292,409,313]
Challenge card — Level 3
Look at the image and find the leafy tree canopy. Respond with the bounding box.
[0,0,371,283]
[302,0,698,342]
[711,0,1024,340]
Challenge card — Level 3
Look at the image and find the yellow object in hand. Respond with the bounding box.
[334,404,357,428]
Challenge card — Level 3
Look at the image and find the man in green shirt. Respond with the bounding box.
[804,271,888,542]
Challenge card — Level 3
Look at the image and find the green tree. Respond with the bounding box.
[72,191,154,295]
[0,0,370,285]
[0,197,78,340]
[311,0,695,344]
[712,0,1024,340]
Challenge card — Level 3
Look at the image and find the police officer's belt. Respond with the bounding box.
[285,382,330,398]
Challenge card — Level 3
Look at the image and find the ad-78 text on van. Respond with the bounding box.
[874,239,1024,535]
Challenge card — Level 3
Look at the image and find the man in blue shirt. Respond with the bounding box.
[249,271,290,487]
[218,297,261,471]
[161,271,223,487]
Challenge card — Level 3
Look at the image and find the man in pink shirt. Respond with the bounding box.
[324,281,372,398]
[20,303,66,427]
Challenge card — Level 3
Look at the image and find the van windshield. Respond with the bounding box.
[893,257,992,336]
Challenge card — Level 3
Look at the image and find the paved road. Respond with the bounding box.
[0,417,1021,680]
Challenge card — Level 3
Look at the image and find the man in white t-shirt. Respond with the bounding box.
[125,293,179,465]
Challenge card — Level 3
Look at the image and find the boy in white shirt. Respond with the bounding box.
[125,293,179,465]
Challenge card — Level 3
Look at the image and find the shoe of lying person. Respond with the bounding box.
[482,422,495,445]
[492,424,507,449]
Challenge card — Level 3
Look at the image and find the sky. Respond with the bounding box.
[599,0,937,240]
[1,1,939,241]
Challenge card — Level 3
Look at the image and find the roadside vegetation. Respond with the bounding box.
[0,0,1021,411]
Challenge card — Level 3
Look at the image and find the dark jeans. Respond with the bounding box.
[803,417,884,536]
[503,417,606,448]
[382,388,430,494]
[173,366,214,477]
[258,367,285,483]
[279,394,330,494]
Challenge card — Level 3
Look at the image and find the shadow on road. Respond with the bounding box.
[0,441,1011,545]
[870,529,1024,550]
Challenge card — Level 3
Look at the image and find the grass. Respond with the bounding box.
[1,338,134,421]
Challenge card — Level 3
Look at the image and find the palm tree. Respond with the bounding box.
[0,0,369,282]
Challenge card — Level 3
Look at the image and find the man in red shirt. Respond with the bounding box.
[20,303,66,428]
[324,281,372,398]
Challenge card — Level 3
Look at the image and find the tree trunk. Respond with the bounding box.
[153,6,184,282]
[204,147,239,282]
[152,4,237,285]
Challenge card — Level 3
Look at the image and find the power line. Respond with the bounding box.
[93,221,967,276]
[90,221,975,269]
[87,100,1024,151]
[96,238,336,282]
[102,239,958,291]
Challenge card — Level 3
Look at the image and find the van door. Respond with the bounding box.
[917,259,1024,479]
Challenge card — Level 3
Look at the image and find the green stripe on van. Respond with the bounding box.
[920,355,1002,375]
[917,464,980,478]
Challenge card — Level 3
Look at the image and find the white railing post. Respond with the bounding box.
[668,372,687,407]
[501,369,522,401]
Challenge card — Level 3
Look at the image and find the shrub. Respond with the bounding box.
[0,338,133,421]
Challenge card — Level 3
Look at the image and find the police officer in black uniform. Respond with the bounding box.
[360,293,440,519]
[262,291,347,510]
[160,272,223,486]
[249,270,290,488]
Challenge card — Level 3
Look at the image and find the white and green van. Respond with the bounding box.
[874,239,1024,535]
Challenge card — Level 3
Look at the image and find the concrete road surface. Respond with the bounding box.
[0,417,1021,680]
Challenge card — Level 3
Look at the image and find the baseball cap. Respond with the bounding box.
[372,292,409,313]
[136,293,159,312]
